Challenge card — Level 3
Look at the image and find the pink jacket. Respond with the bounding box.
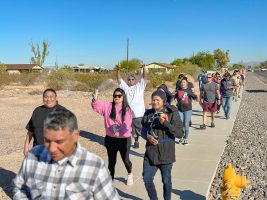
[91,100,132,138]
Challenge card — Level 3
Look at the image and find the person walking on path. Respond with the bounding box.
[220,72,236,119]
[117,62,147,149]
[13,110,120,200]
[141,90,183,200]
[199,73,221,129]
[176,75,195,126]
[212,73,222,114]
[232,70,241,101]
[175,78,198,145]
[197,70,208,89]
[23,88,66,156]
[176,74,195,92]
[92,88,134,185]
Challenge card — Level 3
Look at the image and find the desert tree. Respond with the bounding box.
[30,40,49,67]
[214,49,230,69]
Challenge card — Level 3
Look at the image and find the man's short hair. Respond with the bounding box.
[44,110,78,133]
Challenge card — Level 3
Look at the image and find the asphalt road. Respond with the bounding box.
[251,71,267,83]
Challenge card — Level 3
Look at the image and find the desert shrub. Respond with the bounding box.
[46,69,117,91]
[19,72,40,86]
[46,69,75,90]
[28,89,43,95]
[0,74,12,88]
[173,64,201,80]
[72,72,116,92]
[147,64,201,89]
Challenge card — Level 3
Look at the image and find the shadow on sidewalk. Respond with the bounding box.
[116,188,143,200]
[80,130,104,146]
[192,109,203,113]
[172,189,205,200]
[129,150,144,158]
[192,113,223,119]
[0,167,16,199]
[245,89,267,93]
[114,177,126,184]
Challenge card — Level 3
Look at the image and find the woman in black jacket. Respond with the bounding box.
[141,90,183,200]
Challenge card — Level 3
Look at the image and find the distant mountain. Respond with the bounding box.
[229,61,261,67]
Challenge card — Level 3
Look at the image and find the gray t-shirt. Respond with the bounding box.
[201,82,219,103]
[220,78,236,97]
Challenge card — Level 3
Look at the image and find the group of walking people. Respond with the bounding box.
[14,64,244,200]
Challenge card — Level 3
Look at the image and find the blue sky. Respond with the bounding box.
[1,0,267,67]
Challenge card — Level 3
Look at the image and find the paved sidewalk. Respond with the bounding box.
[111,99,241,200]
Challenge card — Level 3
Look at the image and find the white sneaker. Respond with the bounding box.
[177,138,184,144]
[127,173,133,186]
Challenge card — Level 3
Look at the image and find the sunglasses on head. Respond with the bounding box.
[113,94,122,98]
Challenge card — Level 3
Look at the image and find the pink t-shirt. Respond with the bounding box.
[91,100,132,138]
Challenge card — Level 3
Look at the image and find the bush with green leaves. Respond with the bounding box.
[46,69,75,90]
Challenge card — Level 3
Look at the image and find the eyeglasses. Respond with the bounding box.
[128,78,135,81]
[113,95,122,98]
[207,77,212,79]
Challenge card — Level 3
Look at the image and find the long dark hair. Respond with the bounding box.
[109,88,129,122]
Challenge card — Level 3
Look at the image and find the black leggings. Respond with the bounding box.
[104,135,132,179]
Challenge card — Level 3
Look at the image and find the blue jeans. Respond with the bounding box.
[143,159,173,200]
[221,96,233,118]
[178,110,192,139]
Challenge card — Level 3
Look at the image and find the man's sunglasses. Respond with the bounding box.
[207,77,212,78]
[113,95,122,98]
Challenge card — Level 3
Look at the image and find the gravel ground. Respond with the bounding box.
[209,72,267,200]
[0,84,155,200]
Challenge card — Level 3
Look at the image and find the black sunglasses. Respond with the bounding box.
[113,94,123,98]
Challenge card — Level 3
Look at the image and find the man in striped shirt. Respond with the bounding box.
[13,110,119,200]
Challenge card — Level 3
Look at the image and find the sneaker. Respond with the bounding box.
[211,122,215,128]
[226,116,230,120]
[200,124,206,129]
[183,139,189,146]
[127,173,133,186]
[133,141,139,149]
[177,138,184,144]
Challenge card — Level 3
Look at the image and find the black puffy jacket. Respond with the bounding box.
[141,105,183,165]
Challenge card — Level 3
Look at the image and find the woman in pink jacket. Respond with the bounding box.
[92,88,133,185]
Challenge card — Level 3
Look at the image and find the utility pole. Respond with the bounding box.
[126,38,129,74]
[55,56,59,70]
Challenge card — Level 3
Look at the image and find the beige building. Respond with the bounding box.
[145,62,175,74]
[5,64,43,74]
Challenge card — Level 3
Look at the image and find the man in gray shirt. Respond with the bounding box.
[220,72,236,119]
[200,73,221,129]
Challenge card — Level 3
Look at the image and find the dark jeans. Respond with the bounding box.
[104,135,132,179]
[143,159,173,200]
